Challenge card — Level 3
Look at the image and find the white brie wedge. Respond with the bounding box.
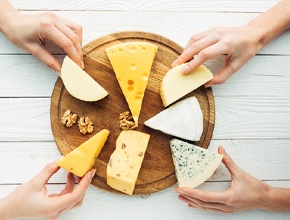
[144,96,203,141]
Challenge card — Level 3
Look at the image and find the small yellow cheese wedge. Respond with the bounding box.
[57,129,110,177]
[61,56,108,102]
[160,63,213,107]
[105,42,158,126]
[107,130,150,195]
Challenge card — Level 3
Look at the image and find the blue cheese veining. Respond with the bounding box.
[170,138,223,188]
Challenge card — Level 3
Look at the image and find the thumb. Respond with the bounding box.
[35,162,60,187]
[30,43,62,74]
[218,146,241,179]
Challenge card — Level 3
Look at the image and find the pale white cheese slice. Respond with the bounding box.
[144,96,203,141]
[61,56,108,102]
[170,138,223,188]
[160,63,213,107]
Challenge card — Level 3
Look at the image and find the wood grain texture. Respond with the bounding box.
[50,31,215,195]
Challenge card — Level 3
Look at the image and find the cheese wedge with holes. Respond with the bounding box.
[170,139,222,188]
[105,42,158,126]
[57,129,110,177]
[61,56,108,102]
[161,63,213,107]
[144,96,203,141]
[106,130,150,195]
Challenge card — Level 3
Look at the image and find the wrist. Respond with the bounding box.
[0,197,14,220]
[245,0,290,49]
[0,1,19,34]
[262,186,290,211]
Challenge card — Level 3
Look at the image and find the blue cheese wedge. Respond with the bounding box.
[144,97,203,141]
[170,139,223,188]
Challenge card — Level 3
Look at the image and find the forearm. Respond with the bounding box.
[0,196,16,220]
[246,0,290,48]
[0,0,19,33]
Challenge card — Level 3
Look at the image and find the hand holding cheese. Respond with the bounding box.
[57,129,110,177]
[175,146,286,213]
[61,56,108,102]
[105,42,158,126]
[160,63,213,107]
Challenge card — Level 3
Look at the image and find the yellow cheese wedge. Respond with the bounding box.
[57,129,110,177]
[160,63,213,107]
[106,130,150,195]
[105,42,158,126]
[61,56,109,102]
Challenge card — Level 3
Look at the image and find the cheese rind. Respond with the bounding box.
[170,139,222,188]
[105,42,158,125]
[144,96,203,141]
[57,129,110,177]
[160,63,213,107]
[61,56,108,102]
[106,130,150,195]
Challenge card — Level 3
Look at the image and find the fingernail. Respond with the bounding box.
[172,59,178,67]
[54,70,61,77]
[182,65,189,74]
[87,173,91,181]
[204,84,210,88]
[175,188,185,194]
[80,60,85,69]
[87,169,96,181]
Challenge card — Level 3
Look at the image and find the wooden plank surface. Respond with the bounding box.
[10,0,279,12]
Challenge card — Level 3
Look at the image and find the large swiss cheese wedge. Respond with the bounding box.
[170,139,222,188]
[57,129,110,177]
[107,130,150,195]
[145,97,203,141]
[105,42,158,126]
[161,63,213,107]
[61,56,108,102]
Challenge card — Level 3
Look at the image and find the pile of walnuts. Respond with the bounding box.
[119,111,137,130]
[61,110,94,134]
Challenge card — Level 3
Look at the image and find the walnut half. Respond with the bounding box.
[61,110,77,127]
[78,116,94,134]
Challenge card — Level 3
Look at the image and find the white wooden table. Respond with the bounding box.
[1,1,290,219]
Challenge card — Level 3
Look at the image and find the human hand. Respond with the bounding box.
[172,25,265,87]
[1,11,83,74]
[174,146,271,213]
[1,162,95,219]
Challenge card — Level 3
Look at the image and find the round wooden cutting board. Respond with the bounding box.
[50,31,215,195]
